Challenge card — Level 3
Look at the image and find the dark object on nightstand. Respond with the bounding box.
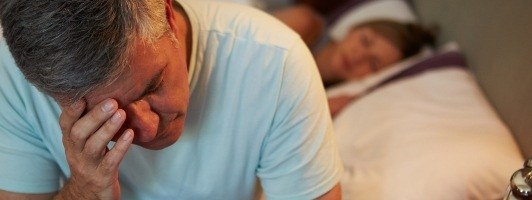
[505,159,532,200]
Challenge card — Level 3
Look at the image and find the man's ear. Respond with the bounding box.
[164,0,178,33]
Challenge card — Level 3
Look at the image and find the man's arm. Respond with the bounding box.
[0,189,55,200]
[257,33,344,199]
[0,99,133,200]
[316,183,342,200]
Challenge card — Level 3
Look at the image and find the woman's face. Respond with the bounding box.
[330,27,403,80]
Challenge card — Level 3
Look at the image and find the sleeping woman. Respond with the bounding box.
[273,5,436,116]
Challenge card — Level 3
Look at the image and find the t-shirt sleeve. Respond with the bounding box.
[256,38,344,200]
[0,42,62,194]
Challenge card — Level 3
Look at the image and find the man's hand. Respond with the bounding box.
[56,99,134,200]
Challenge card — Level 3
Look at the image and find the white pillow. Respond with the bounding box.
[332,66,524,199]
[329,0,417,41]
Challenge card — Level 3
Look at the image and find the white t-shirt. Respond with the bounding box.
[0,0,343,199]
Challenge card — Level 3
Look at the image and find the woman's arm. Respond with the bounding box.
[328,95,358,118]
[272,5,325,47]
[316,183,342,200]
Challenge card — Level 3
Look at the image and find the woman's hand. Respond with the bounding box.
[56,99,133,200]
[328,95,358,118]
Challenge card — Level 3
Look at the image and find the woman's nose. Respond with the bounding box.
[126,100,159,142]
[349,51,369,67]
[353,49,369,61]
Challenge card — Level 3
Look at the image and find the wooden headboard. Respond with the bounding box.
[411,0,532,158]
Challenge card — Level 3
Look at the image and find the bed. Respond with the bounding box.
[318,0,530,199]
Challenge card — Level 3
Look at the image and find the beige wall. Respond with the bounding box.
[411,0,532,158]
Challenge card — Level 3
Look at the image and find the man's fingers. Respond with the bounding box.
[99,129,134,175]
[60,100,86,151]
[84,109,126,157]
[67,99,118,151]
[59,100,86,134]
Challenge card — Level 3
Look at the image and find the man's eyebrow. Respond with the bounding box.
[134,68,164,101]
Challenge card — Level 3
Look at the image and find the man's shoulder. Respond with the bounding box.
[0,40,59,115]
[185,0,299,49]
[0,41,28,95]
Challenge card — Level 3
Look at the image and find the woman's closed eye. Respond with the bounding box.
[369,58,379,72]
[360,34,372,48]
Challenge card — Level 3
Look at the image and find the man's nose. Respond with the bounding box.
[126,100,159,142]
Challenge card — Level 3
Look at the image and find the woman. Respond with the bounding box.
[274,6,435,116]
[315,20,435,86]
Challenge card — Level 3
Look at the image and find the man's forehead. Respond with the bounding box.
[83,68,139,108]
[84,83,128,109]
[83,36,168,109]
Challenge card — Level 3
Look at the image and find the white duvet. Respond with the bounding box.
[330,67,523,199]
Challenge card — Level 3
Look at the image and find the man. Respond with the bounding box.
[0,0,343,199]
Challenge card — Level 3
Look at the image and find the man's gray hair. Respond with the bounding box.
[0,0,170,104]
